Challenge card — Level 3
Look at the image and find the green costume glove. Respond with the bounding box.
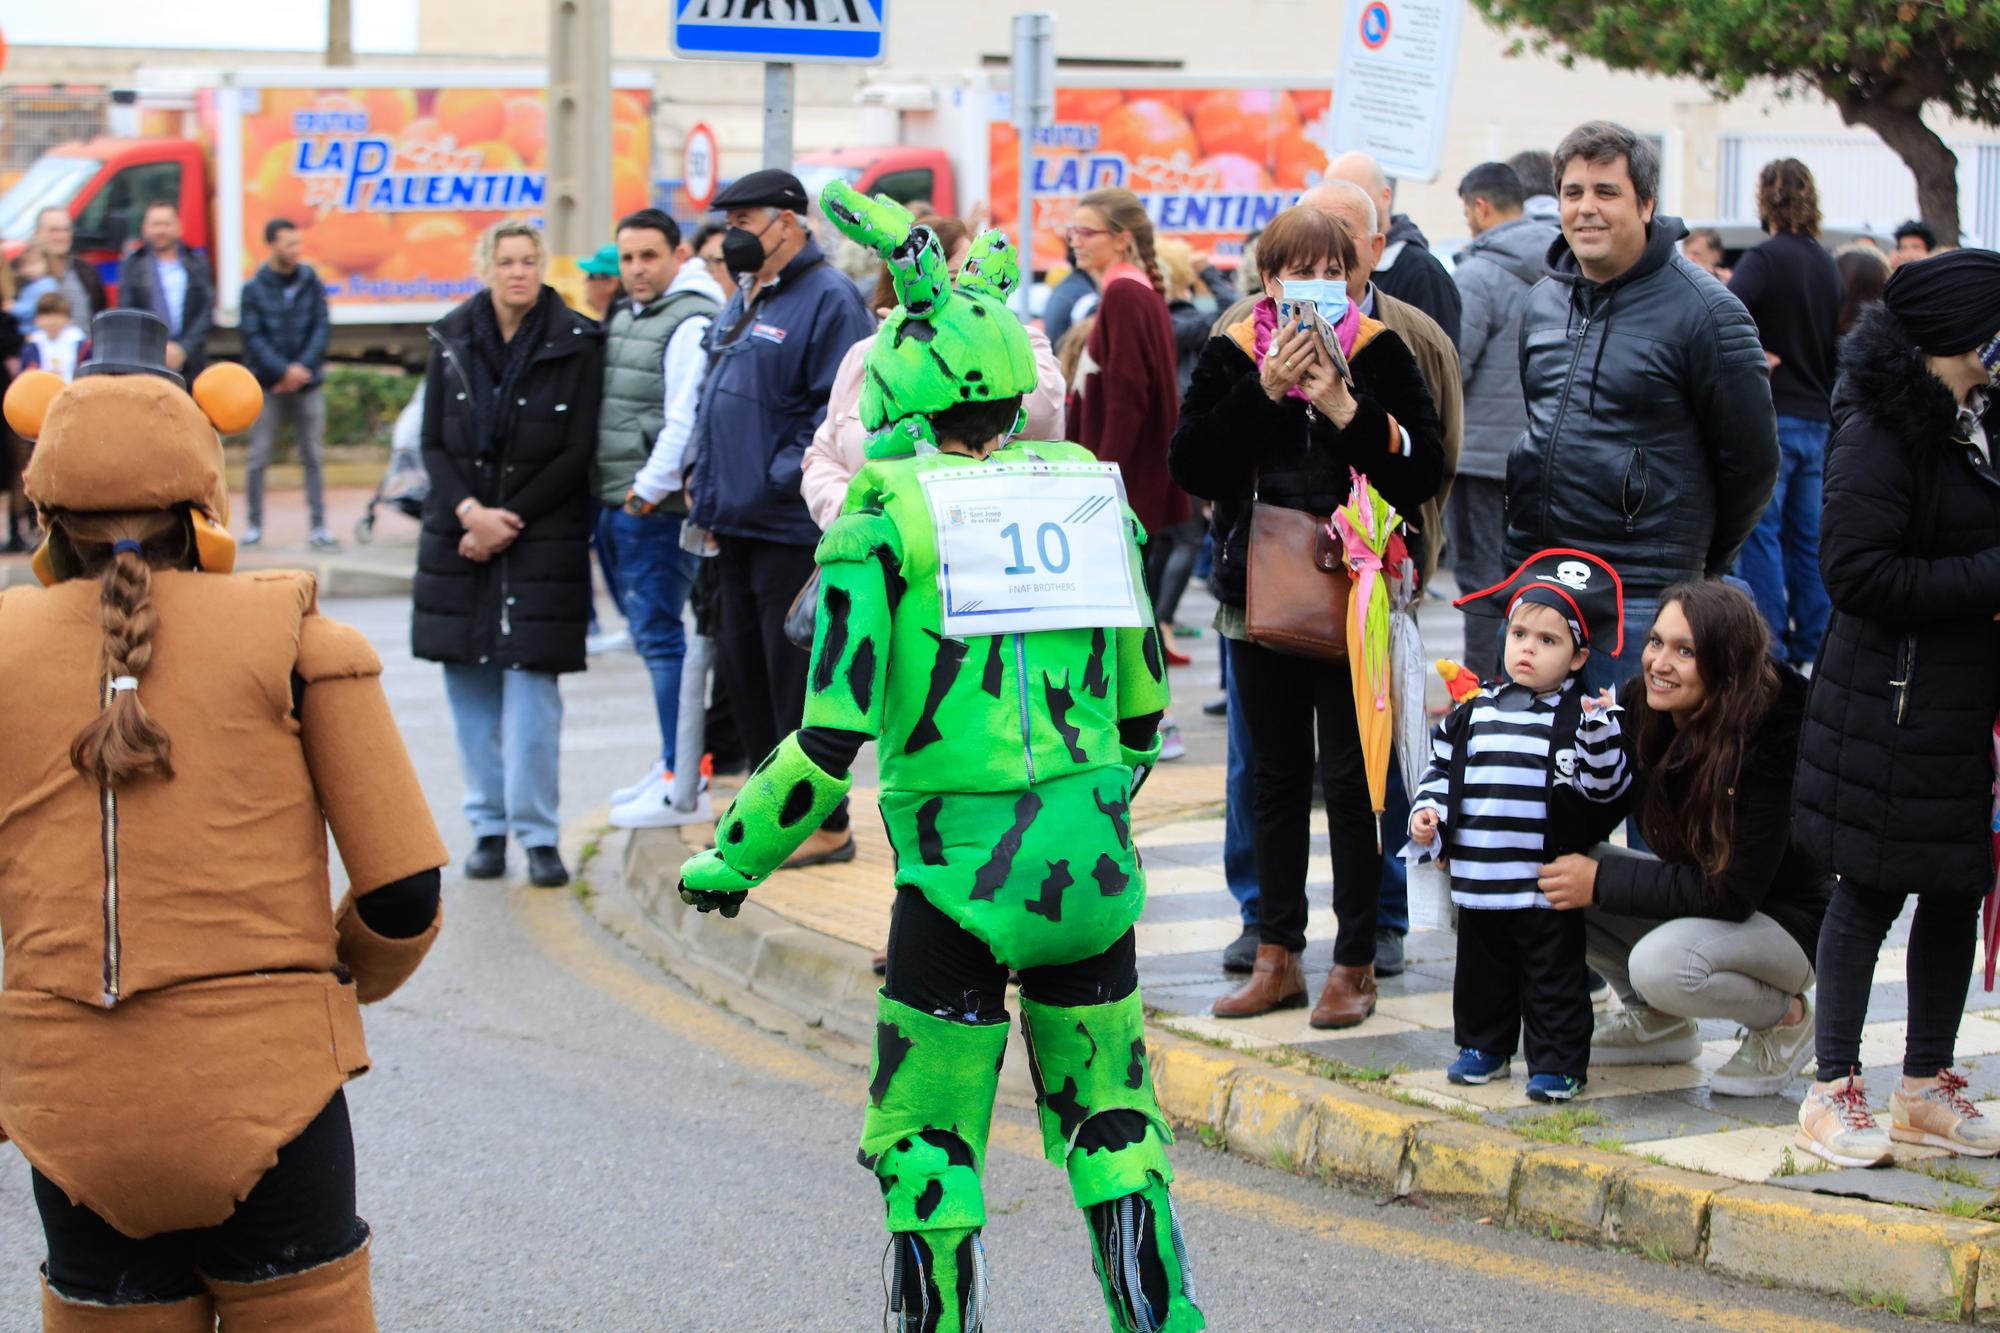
[677,734,851,914]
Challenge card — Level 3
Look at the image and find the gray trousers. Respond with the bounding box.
[246,384,328,530]
[1583,849,1813,1031]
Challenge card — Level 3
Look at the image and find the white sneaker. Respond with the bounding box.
[1798,1073,1892,1168]
[608,786,714,830]
[1891,1069,2000,1157]
[586,627,633,656]
[1589,1005,1703,1066]
[1158,721,1186,761]
[1710,998,1815,1097]
[612,762,666,808]
[242,525,263,547]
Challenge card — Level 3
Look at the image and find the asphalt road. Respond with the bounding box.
[0,595,1912,1330]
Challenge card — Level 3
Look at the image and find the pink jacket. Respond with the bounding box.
[800,322,1068,529]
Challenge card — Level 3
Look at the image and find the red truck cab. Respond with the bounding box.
[0,139,210,296]
[793,146,956,218]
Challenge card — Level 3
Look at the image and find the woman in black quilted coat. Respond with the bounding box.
[1791,250,2000,1166]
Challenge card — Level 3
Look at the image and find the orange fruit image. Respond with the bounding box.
[1191,153,1275,192]
[308,209,400,275]
[252,140,315,223]
[612,122,641,164]
[1054,88,1124,124]
[380,215,474,282]
[1191,89,1300,163]
[358,87,417,137]
[1124,88,1201,114]
[435,89,506,146]
[1291,89,1333,123]
[503,97,546,165]
[613,91,649,126]
[192,363,264,435]
[247,87,320,162]
[1099,99,1199,171]
[611,158,650,219]
[1271,130,1329,189]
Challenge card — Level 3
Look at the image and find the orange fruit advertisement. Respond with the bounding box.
[239,85,653,308]
[988,84,1330,272]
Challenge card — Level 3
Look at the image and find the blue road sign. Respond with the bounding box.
[673,0,888,64]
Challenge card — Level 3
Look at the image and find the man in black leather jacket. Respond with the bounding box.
[1505,121,1777,694]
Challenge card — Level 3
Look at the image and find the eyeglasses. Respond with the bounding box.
[1066,225,1114,242]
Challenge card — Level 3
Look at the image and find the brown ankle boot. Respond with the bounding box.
[1310,963,1377,1029]
[1212,944,1307,1017]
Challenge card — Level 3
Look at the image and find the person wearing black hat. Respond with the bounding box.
[683,167,876,866]
[1406,547,1632,1104]
[1791,247,2000,1166]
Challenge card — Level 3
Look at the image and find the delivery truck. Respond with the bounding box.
[0,68,654,367]
[793,72,1334,274]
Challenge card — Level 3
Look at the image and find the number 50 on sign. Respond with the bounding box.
[920,461,1145,638]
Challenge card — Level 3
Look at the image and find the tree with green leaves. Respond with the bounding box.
[1471,0,2000,244]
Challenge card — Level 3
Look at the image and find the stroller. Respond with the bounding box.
[355,380,430,544]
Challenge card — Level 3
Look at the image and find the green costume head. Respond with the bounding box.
[818,180,1040,451]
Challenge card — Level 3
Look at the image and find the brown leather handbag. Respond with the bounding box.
[1245,499,1349,661]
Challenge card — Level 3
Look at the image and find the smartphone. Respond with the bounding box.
[1277,281,1353,384]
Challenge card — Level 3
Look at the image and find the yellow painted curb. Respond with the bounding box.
[1610,1164,1720,1261]
[1405,1119,1526,1214]
[1514,1142,1635,1239]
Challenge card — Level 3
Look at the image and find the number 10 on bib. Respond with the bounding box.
[920,461,1147,638]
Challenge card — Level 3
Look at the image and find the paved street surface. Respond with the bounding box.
[0,588,1916,1329]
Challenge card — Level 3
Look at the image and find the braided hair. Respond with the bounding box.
[50,509,193,787]
[1078,188,1165,295]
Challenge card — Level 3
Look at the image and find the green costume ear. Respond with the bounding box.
[678,734,852,905]
[817,177,1039,435]
[862,995,1009,1333]
[955,229,1020,304]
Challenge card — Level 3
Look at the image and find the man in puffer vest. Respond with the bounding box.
[596,208,725,829]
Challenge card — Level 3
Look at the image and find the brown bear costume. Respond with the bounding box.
[0,311,446,1330]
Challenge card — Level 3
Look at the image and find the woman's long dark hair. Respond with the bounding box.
[1632,580,1781,881]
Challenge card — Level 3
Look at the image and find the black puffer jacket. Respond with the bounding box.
[1504,216,1778,594]
[412,287,604,674]
[1169,314,1445,608]
[1793,303,2000,895]
[1596,666,1830,962]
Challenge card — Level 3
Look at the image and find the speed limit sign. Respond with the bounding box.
[683,123,719,212]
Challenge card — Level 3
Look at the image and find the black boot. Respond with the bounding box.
[464,835,506,880]
[526,846,569,888]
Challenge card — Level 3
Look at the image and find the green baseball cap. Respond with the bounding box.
[578,243,620,277]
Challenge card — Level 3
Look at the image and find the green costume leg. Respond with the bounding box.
[861,994,1009,1333]
[1020,991,1204,1333]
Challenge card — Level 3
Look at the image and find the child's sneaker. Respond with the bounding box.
[1797,1072,1892,1168]
[1447,1049,1511,1085]
[1890,1069,2000,1157]
[1526,1073,1584,1103]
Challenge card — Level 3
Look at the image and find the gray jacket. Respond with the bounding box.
[1453,217,1556,479]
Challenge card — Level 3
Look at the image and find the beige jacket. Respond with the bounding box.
[800,322,1069,529]
[0,569,445,1237]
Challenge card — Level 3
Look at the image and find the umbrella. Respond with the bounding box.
[1385,533,1429,803]
[1331,469,1401,852]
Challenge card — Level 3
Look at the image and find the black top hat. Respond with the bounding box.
[76,310,184,389]
[1455,547,1626,657]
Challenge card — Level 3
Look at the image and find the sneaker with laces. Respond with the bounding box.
[1157,721,1186,761]
[1797,1073,1892,1168]
[1589,1005,1702,1066]
[1526,1073,1584,1103]
[1891,1069,2000,1157]
[1710,997,1815,1097]
[612,760,666,808]
[1447,1049,1512,1085]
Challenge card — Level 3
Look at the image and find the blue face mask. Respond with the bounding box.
[1282,278,1350,326]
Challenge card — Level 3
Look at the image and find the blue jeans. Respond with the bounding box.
[1735,416,1831,664]
[590,505,627,635]
[441,663,563,847]
[1221,638,1259,928]
[610,508,697,769]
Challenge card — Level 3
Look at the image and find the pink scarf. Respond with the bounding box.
[1252,295,1362,402]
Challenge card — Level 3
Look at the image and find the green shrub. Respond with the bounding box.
[227,367,418,458]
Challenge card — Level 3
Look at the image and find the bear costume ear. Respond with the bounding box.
[192,362,263,435]
[3,370,65,441]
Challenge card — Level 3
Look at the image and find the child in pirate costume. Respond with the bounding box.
[0,310,446,1330]
[1407,549,1632,1103]
[677,183,1202,1333]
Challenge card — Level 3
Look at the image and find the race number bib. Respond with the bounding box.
[920,461,1146,638]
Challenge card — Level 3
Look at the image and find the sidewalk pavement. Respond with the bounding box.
[0,484,419,595]
[605,581,2000,1318]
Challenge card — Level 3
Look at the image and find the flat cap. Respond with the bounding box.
[712,168,809,214]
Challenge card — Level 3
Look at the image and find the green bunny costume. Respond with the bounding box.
[677,182,1202,1333]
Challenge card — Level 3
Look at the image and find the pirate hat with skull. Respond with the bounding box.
[817,179,1039,454]
[1457,547,1626,656]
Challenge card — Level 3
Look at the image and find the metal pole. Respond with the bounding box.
[763,63,795,172]
[326,0,353,66]
[1011,14,1054,314]
[546,0,613,261]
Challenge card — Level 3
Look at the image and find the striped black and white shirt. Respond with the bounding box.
[1409,679,1630,909]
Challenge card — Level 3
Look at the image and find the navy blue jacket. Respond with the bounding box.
[239,262,332,389]
[688,238,875,546]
